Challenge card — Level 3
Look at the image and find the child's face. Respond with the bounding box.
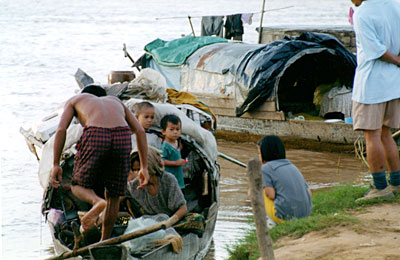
[136,107,155,130]
[162,121,181,142]
[129,160,141,181]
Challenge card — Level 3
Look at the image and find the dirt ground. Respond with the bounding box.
[273,203,400,260]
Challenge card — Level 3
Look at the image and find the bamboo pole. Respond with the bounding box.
[46,217,176,260]
[247,158,275,260]
[258,0,266,44]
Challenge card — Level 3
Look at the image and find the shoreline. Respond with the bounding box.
[214,130,355,154]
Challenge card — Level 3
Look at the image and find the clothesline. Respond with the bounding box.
[155,5,294,20]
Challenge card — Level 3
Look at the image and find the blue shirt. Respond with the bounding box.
[160,142,185,188]
[352,0,400,104]
[261,159,312,220]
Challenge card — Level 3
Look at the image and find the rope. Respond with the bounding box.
[354,136,369,169]
[155,6,294,20]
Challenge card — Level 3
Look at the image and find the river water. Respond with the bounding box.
[1,0,361,259]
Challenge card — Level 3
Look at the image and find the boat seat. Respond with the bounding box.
[89,245,130,260]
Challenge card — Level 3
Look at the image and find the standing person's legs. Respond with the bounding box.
[364,128,385,173]
[382,100,400,191]
[353,101,394,200]
[381,126,400,173]
[71,185,106,230]
[101,191,120,240]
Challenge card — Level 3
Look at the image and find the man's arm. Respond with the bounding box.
[124,104,149,189]
[50,100,75,188]
[380,50,400,66]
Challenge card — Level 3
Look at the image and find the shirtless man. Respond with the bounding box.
[50,84,149,240]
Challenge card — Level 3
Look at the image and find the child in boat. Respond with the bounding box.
[131,101,162,149]
[127,146,187,222]
[257,135,312,228]
[160,114,186,189]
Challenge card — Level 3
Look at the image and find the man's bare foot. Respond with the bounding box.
[81,200,106,231]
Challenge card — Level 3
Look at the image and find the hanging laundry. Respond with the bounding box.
[241,13,254,25]
[201,16,224,37]
[224,14,244,41]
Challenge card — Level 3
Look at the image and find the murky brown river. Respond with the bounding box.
[206,139,369,259]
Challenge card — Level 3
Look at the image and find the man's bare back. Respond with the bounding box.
[50,85,150,241]
[70,94,128,128]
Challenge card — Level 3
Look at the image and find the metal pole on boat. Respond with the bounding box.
[258,0,266,44]
[218,152,247,168]
[247,158,275,260]
[123,43,141,71]
[188,16,196,36]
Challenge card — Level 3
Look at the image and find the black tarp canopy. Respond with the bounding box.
[233,32,356,116]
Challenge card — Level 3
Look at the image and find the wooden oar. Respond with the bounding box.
[218,152,247,168]
[46,216,178,260]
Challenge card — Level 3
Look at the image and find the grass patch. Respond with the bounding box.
[227,184,400,260]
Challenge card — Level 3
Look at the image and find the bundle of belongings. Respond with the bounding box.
[121,213,205,255]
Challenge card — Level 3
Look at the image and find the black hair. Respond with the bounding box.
[81,84,107,97]
[135,101,155,115]
[257,135,286,162]
[160,114,181,130]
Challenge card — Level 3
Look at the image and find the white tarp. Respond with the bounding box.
[38,124,83,189]
[319,86,352,118]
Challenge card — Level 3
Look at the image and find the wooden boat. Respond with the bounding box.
[20,84,220,260]
[130,34,364,144]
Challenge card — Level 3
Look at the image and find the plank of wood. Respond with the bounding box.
[247,158,275,260]
[193,93,276,112]
[242,111,285,120]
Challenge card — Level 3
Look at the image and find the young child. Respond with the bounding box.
[132,101,162,149]
[257,135,312,228]
[160,114,185,189]
[126,146,187,221]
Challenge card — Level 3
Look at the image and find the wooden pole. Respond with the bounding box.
[258,0,266,44]
[247,158,275,260]
[46,217,176,260]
